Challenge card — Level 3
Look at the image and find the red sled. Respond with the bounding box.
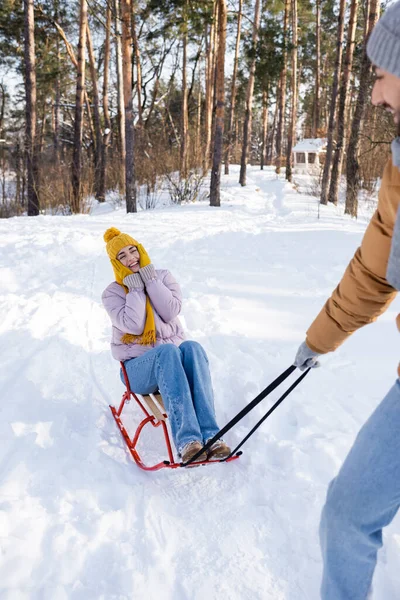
[109,362,240,471]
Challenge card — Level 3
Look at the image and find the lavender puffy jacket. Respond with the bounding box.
[102,268,185,361]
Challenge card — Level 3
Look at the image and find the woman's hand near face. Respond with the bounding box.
[111,258,133,282]
[137,243,151,268]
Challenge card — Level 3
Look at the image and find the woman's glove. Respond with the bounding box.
[294,341,320,371]
[123,273,144,291]
[137,243,151,268]
[139,263,156,283]
[110,258,133,282]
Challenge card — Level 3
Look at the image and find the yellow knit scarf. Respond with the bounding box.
[120,294,156,347]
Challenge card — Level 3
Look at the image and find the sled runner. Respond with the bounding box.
[109,362,241,471]
[110,362,310,470]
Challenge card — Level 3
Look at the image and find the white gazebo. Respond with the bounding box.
[292,138,327,174]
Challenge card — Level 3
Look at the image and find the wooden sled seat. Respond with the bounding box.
[135,392,167,422]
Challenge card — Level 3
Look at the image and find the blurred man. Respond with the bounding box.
[294,3,400,598]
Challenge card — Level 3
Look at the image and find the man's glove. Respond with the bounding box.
[294,341,320,371]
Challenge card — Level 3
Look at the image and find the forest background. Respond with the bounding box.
[0,0,395,219]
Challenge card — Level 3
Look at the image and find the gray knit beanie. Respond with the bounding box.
[367,1,400,78]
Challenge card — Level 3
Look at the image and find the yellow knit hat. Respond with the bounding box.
[103,227,156,347]
[104,227,139,260]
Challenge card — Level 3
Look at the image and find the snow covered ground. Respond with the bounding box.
[1,165,400,600]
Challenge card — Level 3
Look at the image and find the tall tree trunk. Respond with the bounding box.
[275,0,290,174]
[320,0,346,205]
[15,139,22,204]
[345,0,380,217]
[71,0,87,213]
[99,4,112,203]
[224,0,242,175]
[285,0,298,182]
[210,2,219,161]
[268,81,280,164]
[53,0,60,162]
[321,55,329,131]
[84,92,96,159]
[132,1,143,128]
[121,0,136,213]
[260,86,269,170]
[38,97,46,153]
[328,0,359,205]
[114,0,126,192]
[313,0,321,137]
[234,117,240,163]
[180,0,189,179]
[196,77,202,165]
[54,56,60,161]
[203,5,216,174]
[0,84,5,204]
[0,83,4,138]
[239,0,261,186]
[346,73,357,140]
[210,0,227,207]
[24,0,39,216]
[361,0,372,51]
[86,22,103,200]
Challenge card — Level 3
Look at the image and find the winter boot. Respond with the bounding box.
[181,441,208,464]
[207,440,232,460]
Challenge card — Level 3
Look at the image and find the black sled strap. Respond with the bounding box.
[223,367,310,460]
[183,364,301,466]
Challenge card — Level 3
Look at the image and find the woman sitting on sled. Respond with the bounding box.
[102,227,231,464]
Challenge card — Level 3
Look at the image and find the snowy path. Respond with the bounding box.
[1,166,400,599]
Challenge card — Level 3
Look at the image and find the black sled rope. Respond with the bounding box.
[183,365,310,466]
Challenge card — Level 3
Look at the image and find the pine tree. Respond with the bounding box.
[285,0,298,183]
[121,0,136,213]
[328,0,359,205]
[71,0,87,214]
[239,0,261,186]
[210,0,227,206]
[99,3,112,204]
[275,0,289,174]
[313,0,321,136]
[24,0,40,216]
[86,22,102,200]
[114,0,126,193]
[224,0,242,175]
[345,0,380,217]
[320,0,346,206]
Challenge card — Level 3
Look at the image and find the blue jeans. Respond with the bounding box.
[320,379,400,600]
[121,341,221,453]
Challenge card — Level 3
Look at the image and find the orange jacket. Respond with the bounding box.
[306,158,399,368]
